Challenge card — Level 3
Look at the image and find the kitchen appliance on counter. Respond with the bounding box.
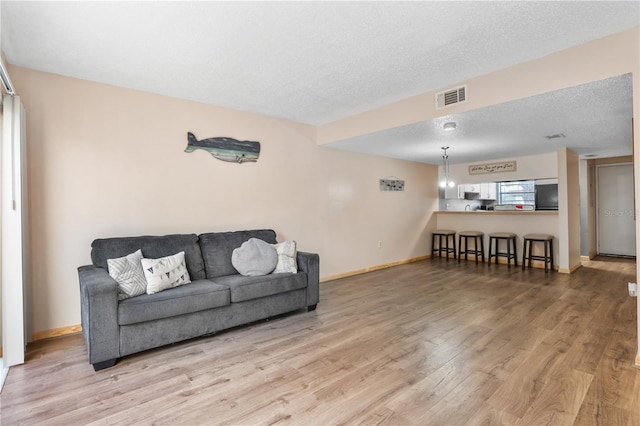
[494,204,535,211]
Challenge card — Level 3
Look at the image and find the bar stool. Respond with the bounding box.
[458,231,485,264]
[522,234,554,272]
[431,230,456,260]
[488,232,518,267]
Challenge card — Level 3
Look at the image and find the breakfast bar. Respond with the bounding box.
[434,210,559,269]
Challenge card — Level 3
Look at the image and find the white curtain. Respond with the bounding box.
[1,94,29,377]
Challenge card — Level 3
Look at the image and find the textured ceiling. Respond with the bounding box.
[1,1,639,164]
[328,74,635,164]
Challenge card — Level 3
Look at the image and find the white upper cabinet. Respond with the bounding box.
[480,183,497,199]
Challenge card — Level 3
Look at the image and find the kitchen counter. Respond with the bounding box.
[434,209,560,269]
[436,210,558,215]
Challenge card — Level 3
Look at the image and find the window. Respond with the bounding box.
[498,180,535,205]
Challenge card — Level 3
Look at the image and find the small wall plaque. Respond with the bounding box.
[468,161,516,175]
[380,179,405,191]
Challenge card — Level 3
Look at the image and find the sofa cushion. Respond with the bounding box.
[213,272,307,303]
[92,234,206,280]
[141,251,191,294]
[107,249,148,300]
[118,279,230,325]
[231,238,278,276]
[199,230,277,278]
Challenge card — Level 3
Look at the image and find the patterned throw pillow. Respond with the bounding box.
[272,241,298,274]
[141,251,191,295]
[107,249,148,300]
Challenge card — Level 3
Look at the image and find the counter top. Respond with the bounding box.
[436,210,558,215]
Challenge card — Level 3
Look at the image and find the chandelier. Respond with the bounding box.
[439,146,455,188]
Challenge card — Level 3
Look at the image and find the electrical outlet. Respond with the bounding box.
[629,282,637,297]
[378,240,383,248]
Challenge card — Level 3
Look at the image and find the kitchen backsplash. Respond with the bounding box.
[446,199,480,211]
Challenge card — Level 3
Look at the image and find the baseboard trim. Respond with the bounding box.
[558,262,583,274]
[32,324,82,342]
[321,255,430,282]
[320,254,583,281]
[580,255,592,262]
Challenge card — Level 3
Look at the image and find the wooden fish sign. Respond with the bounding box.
[185,132,260,163]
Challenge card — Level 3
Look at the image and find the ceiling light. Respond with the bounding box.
[443,122,457,131]
[439,146,455,188]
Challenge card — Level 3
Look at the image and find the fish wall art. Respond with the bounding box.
[185,132,260,163]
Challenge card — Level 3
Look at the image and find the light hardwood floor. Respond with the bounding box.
[1,257,639,425]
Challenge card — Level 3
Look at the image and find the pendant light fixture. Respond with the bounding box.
[439,146,455,188]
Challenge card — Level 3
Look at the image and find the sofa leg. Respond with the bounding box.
[308,304,317,311]
[93,358,117,371]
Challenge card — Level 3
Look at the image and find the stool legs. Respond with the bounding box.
[522,238,553,272]
[443,235,449,260]
[489,236,517,267]
[432,234,456,260]
[458,235,484,264]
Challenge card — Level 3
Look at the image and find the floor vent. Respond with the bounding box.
[436,85,467,109]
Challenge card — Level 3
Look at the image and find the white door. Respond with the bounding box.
[597,163,636,256]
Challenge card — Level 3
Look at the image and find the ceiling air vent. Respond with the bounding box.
[545,133,566,140]
[436,85,467,109]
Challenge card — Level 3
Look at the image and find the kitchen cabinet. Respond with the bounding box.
[480,183,497,200]
[447,182,497,200]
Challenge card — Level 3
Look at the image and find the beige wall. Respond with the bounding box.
[557,148,582,272]
[9,66,438,333]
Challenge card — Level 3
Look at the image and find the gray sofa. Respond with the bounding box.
[78,229,319,371]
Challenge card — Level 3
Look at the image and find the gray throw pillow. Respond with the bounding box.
[232,238,278,276]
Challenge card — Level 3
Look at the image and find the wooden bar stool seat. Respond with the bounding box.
[458,231,485,264]
[431,230,456,260]
[522,234,554,272]
[488,232,518,267]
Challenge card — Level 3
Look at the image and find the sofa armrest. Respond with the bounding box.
[296,251,319,308]
[78,265,120,366]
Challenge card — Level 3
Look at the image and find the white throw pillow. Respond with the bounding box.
[107,249,148,300]
[231,238,278,276]
[272,241,298,274]
[141,251,191,295]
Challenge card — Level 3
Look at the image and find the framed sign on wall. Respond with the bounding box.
[469,161,516,175]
